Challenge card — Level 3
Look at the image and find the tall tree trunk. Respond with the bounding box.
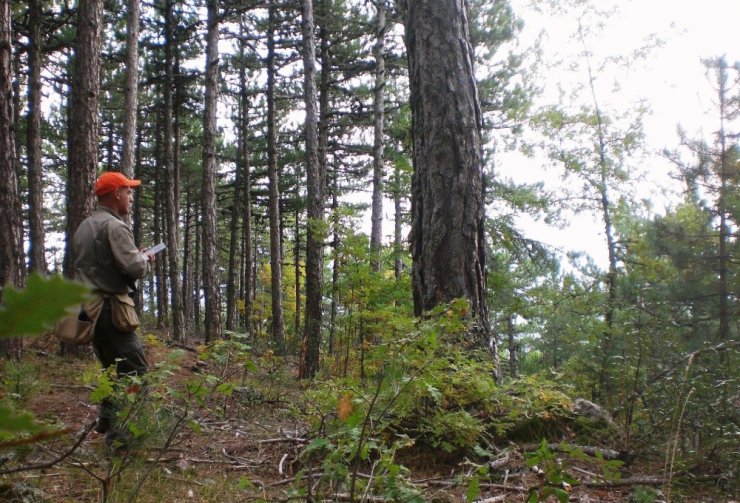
[714,57,730,345]
[120,0,139,180]
[393,164,403,279]
[238,43,253,334]
[578,21,618,401]
[182,187,193,334]
[163,0,183,341]
[369,0,386,272]
[11,24,25,286]
[153,163,167,328]
[405,0,498,379]
[328,170,339,356]
[133,129,144,309]
[317,0,332,355]
[298,0,323,378]
[266,0,285,352]
[0,0,23,296]
[193,207,202,338]
[64,0,103,278]
[26,0,46,274]
[201,0,222,342]
[294,207,301,338]
[226,112,244,332]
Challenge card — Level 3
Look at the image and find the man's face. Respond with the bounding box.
[115,187,134,216]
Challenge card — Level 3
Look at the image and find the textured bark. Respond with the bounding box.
[226,53,245,331]
[405,0,497,374]
[266,0,285,352]
[0,0,23,293]
[299,0,323,379]
[163,0,183,341]
[318,2,335,355]
[64,0,103,277]
[369,0,386,272]
[201,0,222,342]
[120,0,139,179]
[26,0,46,274]
[238,47,253,333]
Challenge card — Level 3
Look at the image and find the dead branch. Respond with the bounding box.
[519,442,626,461]
[0,421,96,475]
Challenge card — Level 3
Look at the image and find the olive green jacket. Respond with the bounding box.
[72,206,150,295]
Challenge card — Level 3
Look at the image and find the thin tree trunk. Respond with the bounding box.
[578,21,618,401]
[182,188,193,334]
[369,0,386,272]
[266,0,285,353]
[299,0,323,378]
[163,0,183,341]
[393,164,403,279]
[294,207,301,338]
[133,129,144,310]
[201,0,222,342]
[328,171,339,356]
[226,117,243,332]
[238,46,253,334]
[120,0,139,179]
[26,0,46,274]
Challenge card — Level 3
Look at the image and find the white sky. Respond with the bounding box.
[497,0,740,268]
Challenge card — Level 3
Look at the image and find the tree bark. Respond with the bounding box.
[120,0,140,179]
[266,0,285,353]
[369,0,386,272]
[237,41,253,333]
[299,0,323,378]
[405,0,498,376]
[163,0,183,341]
[26,0,46,274]
[201,0,222,342]
[0,0,23,295]
[64,0,103,278]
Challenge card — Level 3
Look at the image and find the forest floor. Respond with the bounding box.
[3,332,734,503]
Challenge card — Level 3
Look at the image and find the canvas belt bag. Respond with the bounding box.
[54,295,105,345]
[110,293,140,332]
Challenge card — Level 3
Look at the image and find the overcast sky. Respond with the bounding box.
[499,0,740,267]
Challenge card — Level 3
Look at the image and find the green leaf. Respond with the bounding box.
[237,476,254,490]
[0,404,43,435]
[540,486,570,503]
[465,476,480,502]
[0,274,89,339]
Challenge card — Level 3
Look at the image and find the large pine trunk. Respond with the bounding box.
[0,0,22,290]
[64,0,103,277]
[405,0,498,373]
[299,0,323,379]
[0,0,23,359]
[201,0,222,342]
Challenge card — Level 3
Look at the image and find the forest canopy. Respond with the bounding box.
[0,0,737,501]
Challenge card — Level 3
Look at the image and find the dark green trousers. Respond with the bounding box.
[92,299,148,425]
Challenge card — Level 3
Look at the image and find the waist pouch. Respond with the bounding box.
[110,293,140,332]
[54,295,105,345]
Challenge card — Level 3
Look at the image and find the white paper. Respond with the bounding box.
[148,243,166,255]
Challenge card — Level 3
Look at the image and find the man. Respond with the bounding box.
[71,171,155,445]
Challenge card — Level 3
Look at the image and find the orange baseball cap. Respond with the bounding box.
[95,171,142,197]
